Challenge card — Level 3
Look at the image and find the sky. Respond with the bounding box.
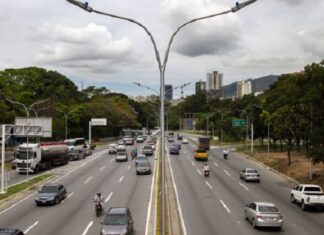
[1,0,323,98]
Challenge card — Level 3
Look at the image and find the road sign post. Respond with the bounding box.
[89,118,107,147]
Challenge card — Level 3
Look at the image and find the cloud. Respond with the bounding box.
[161,0,241,57]
[298,29,324,59]
[33,23,134,73]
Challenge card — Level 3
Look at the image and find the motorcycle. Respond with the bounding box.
[95,202,103,217]
[204,170,210,177]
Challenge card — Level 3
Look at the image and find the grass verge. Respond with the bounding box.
[0,173,53,202]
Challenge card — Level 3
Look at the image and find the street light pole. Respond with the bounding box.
[6,98,49,181]
[56,109,70,140]
[65,1,258,233]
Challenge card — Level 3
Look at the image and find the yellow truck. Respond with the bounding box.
[194,148,208,161]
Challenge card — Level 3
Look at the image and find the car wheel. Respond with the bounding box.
[55,197,59,204]
[301,200,307,211]
[63,192,67,199]
[252,219,257,229]
[290,195,295,204]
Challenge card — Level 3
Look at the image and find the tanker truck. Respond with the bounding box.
[15,142,69,174]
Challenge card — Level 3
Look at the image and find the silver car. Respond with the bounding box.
[101,207,133,235]
[135,154,148,166]
[244,202,283,229]
[136,161,151,175]
[115,151,128,162]
[240,168,260,182]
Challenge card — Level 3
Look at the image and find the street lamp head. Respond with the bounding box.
[232,0,258,13]
[66,0,93,12]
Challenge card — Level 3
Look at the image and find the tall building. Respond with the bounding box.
[207,71,223,99]
[237,80,252,98]
[195,81,206,95]
[164,84,173,101]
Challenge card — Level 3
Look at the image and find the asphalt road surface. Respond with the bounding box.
[0,141,156,235]
[167,135,324,235]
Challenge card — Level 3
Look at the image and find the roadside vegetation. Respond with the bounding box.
[0,174,53,202]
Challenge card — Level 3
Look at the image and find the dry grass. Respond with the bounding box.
[253,151,324,188]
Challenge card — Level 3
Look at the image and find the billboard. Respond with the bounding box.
[15,117,52,137]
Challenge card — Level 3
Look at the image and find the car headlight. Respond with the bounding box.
[101,229,107,235]
[121,229,128,235]
[48,197,55,201]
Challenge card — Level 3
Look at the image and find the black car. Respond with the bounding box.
[0,229,24,235]
[177,135,183,141]
[101,207,133,235]
[174,143,181,150]
[170,145,179,155]
[35,183,67,206]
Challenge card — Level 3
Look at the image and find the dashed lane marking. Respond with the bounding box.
[105,192,113,203]
[118,176,124,183]
[220,200,231,214]
[224,170,231,176]
[239,182,249,191]
[81,221,93,235]
[205,181,213,190]
[84,176,93,184]
[62,192,74,203]
[196,169,202,175]
[24,221,39,234]
[100,165,106,171]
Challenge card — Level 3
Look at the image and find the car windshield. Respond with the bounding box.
[117,152,126,156]
[40,186,58,193]
[247,169,258,173]
[65,141,75,146]
[258,206,279,213]
[196,149,206,153]
[144,146,151,149]
[103,214,128,225]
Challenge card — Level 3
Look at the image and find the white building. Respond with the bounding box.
[237,80,252,98]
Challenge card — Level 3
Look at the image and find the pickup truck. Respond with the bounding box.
[194,149,208,161]
[290,184,324,210]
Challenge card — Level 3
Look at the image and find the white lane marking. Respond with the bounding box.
[205,181,213,190]
[145,143,159,235]
[0,193,35,216]
[81,221,93,235]
[220,200,231,214]
[167,150,188,235]
[100,165,106,171]
[184,151,187,154]
[84,176,93,184]
[24,221,39,234]
[118,176,124,183]
[127,165,131,170]
[62,192,74,203]
[191,161,195,166]
[224,170,231,176]
[105,192,113,203]
[214,162,218,167]
[110,158,114,162]
[186,156,189,160]
[239,182,249,191]
[196,169,202,175]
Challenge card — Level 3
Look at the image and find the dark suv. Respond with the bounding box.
[0,229,24,235]
[35,183,67,206]
[101,207,133,235]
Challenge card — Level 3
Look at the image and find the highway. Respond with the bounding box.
[167,135,324,235]
[0,141,156,235]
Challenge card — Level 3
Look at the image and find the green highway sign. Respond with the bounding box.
[232,119,246,127]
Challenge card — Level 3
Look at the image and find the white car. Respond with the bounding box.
[182,138,188,144]
[240,168,260,182]
[117,144,126,152]
[115,151,128,162]
[291,184,324,210]
[108,144,117,154]
[136,136,144,143]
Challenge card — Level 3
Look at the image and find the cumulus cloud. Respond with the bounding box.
[161,0,241,57]
[33,23,134,73]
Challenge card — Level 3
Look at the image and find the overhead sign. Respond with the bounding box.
[15,117,52,137]
[91,118,107,126]
[232,119,246,127]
